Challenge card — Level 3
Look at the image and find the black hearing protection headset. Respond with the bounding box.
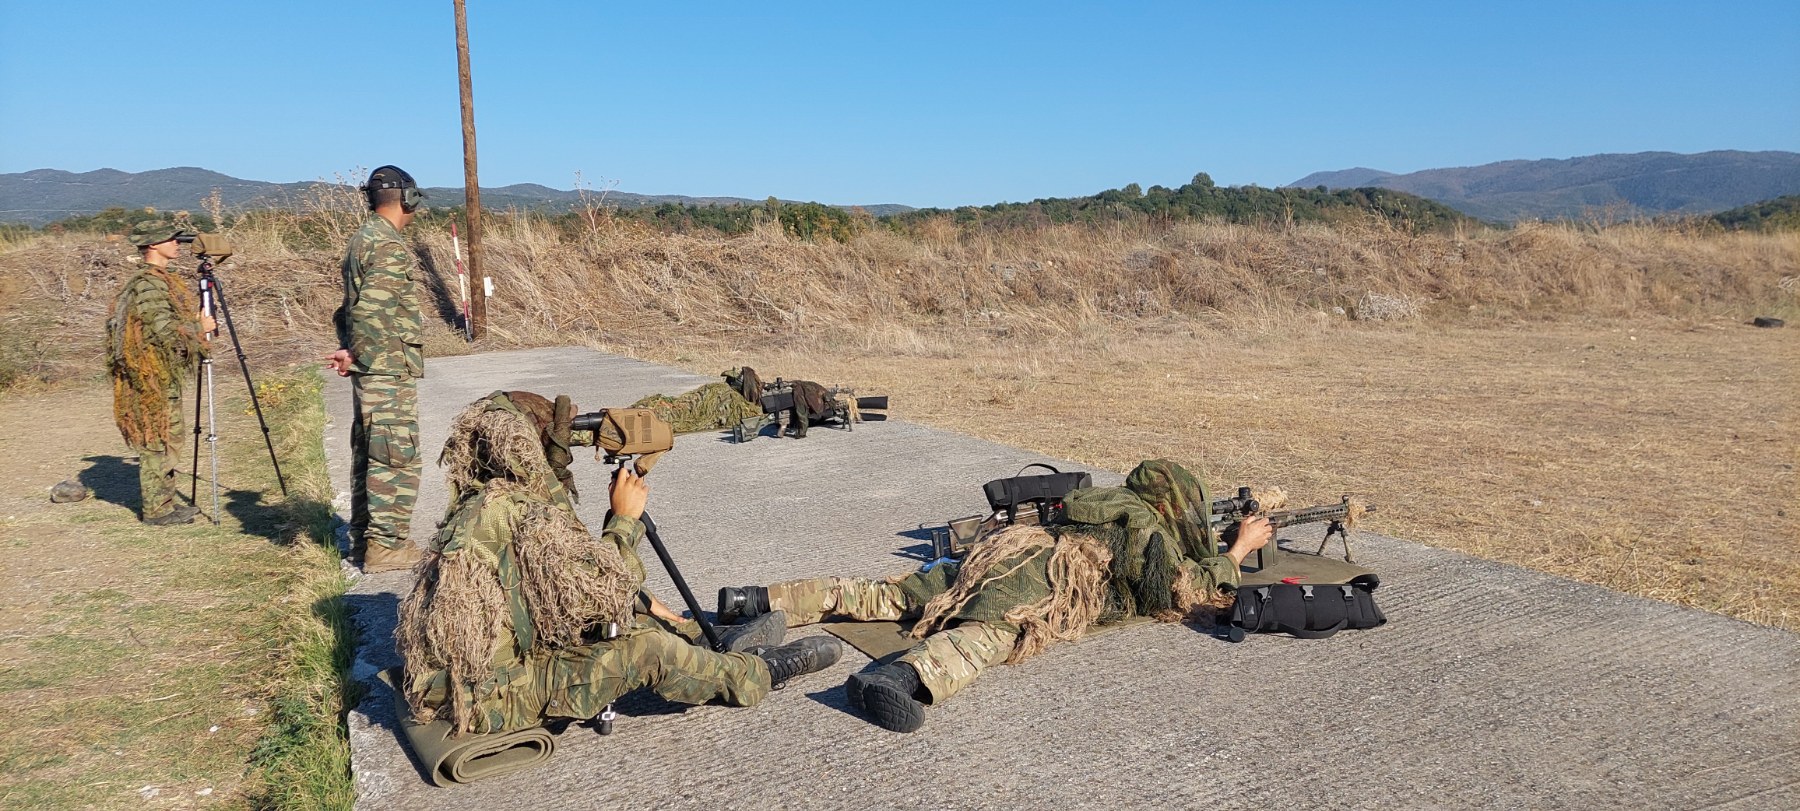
[362,165,426,212]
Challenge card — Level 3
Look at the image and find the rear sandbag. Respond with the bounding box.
[1225,574,1386,641]
[380,669,556,786]
[983,465,1093,513]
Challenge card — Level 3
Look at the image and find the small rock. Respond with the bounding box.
[208,724,220,733]
[138,786,160,800]
[49,480,89,503]
[196,787,214,797]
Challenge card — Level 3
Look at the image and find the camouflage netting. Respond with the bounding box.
[106,264,202,448]
[630,382,761,434]
[911,525,1114,664]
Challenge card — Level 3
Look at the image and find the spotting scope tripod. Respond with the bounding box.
[188,248,287,523]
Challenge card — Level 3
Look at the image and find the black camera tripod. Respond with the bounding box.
[189,256,287,523]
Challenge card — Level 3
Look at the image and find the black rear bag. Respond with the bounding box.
[1226,574,1386,640]
[982,464,1093,515]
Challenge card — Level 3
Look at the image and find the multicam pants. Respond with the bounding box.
[767,571,1022,705]
[132,390,185,520]
[350,373,420,551]
[444,626,772,734]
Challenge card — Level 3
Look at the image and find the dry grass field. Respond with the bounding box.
[647,319,1797,629]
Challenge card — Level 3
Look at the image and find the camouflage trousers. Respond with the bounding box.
[350,373,420,551]
[767,572,1021,705]
[130,390,186,520]
[453,626,772,734]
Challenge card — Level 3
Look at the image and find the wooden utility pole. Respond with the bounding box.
[454,0,486,340]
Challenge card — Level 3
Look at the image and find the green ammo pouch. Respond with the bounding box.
[1225,574,1386,642]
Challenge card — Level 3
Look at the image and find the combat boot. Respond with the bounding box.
[716,585,769,624]
[144,505,199,526]
[753,636,842,688]
[715,609,788,653]
[363,543,423,574]
[845,661,926,733]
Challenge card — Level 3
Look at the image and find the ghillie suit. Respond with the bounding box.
[105,259,205,519]
[397,391,775,736]
[629,378,762,434]
[732,459,1243,709]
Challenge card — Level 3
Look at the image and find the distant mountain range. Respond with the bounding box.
[1289,150,1800,222]
[5,150,1797,227]
[0,167,914,226]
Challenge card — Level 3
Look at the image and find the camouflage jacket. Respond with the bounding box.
[404,486,647,733]
[333,215,423,377]
[107,259,208,379]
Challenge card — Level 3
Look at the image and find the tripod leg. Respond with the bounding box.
[206,362,220,525]
[639,512,725,651]
[190,358,206,502]
[207,277,288,496]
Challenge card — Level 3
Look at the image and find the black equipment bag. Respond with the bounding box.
[982,463,1093,515]
[1225,574,1386,642]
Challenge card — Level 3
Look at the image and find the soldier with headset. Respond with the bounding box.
[326,166,429,573]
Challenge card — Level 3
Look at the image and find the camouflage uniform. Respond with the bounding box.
[764,460,1241,703]
[402,485,771,735]
[106,249,206,521]
[334,214,424,552]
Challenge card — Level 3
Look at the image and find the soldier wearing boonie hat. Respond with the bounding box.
[104,212,215,525]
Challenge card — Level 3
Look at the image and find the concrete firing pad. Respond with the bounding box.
[324,347,1800,810]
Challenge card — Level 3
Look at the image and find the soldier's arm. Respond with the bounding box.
[602,469,651,592]
[599,514,648,590]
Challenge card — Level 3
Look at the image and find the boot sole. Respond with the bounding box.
[719,610,788,653]
[859,681,925,733]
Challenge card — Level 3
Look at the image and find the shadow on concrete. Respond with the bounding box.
[891,525,939,563]
[79,454,144,515]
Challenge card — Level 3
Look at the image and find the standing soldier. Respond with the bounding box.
[326,166,427,573]
[106,215,213,525]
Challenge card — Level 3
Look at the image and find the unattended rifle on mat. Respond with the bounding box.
[736,377,889,442]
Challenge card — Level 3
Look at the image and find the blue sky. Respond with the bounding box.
[1,1,1794,207]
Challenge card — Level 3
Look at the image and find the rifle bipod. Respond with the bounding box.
[188,260,287,524]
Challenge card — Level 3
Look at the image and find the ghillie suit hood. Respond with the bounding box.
[438,390,579,506]
[397,391,633,734]
[105,262,203,448]
[1068,458,1228,622]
